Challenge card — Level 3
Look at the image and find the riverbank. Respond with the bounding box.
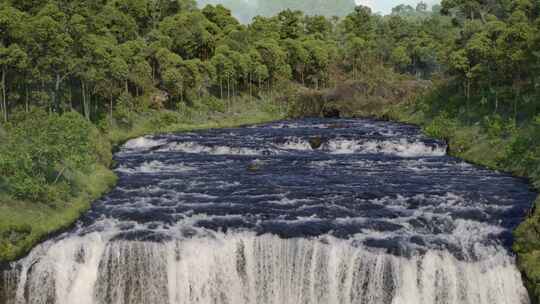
[345,90,540,303]
[0,97,285,263]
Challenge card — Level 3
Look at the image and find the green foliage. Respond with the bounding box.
[113,93,136,128]
[514,196,540,304]
[0,165,117,262]
[424,112,458,139]
[198,95,226,113]
[0,109,111,202]
[0,0,461,124]
[502,120,540,177]
[390,46,412,71]
[148,111,184,129]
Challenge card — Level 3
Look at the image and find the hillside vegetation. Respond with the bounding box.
[1,0,540,301]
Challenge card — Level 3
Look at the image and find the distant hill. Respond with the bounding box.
[197,0,356,23]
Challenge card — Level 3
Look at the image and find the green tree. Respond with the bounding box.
[0,4,28,121]
[210,51,234,100]
[277,9,303,40]
[254,39,290,91]
[159,11,214,59]
[303,39,333,89]
[342,6,375,39]
[344,36,371,80]
[390,45,412,72]
[202,4,238,29]
[282,38,309,84]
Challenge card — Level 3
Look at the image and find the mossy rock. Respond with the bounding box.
[322,107,340,118]
[309,137,324,149]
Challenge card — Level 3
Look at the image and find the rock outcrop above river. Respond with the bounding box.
[289,79,432,118]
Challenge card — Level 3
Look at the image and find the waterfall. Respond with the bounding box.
[3,234,529,304]
[1,119,535,304]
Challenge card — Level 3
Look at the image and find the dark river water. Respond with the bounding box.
[1,119,536,304]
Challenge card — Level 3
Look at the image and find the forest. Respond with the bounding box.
[1,0,540,300]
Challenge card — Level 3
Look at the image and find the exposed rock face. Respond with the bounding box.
[289,79,432,118]
[322,107,340,118]
[150,91,169,110]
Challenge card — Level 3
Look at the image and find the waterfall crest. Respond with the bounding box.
[6,234,530,304]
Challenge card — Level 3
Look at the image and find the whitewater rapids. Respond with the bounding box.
[0,119,535,304]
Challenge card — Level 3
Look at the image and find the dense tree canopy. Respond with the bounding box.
[0,0,538,129]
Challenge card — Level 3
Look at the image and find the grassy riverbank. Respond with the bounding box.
[0,97,284,263]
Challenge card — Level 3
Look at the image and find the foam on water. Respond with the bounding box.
[1,118,535,304]
[123,137,167,152]
[275,137,446,157]
[116,161,195,174]
[159,142,269,156]
[274,137,314,151]
[325,138,446,157]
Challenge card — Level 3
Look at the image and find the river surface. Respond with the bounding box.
[1,119,536,304]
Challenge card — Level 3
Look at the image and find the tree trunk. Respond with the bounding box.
[151,62,156,83]
[181,84,184,104]
[0,85,3,123]
[25,83,29,113]
[227,77,230,102]
[68,81,73,110]
[352,59,356,81]
[494,91,498,115]
[110,94,114,125]
[93,93,97,117]
[249,73,252,101]
[220,78,223,99]
[514,85,520,120]
[82,81,90,121]
[53,73,61,112]
[466,78,471,124]
[1,67,7,122]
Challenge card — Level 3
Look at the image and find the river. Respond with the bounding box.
[1,119,536,304]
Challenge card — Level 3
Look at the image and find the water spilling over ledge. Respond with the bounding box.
[1,119,536,304]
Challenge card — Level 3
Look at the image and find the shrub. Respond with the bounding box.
[199,96,226,113]
[114,93,136,129]
[502,122,540,176]
[483,114,506,138]
[423,112,458,139]
[148,111,183,130]
[0,109,111,203]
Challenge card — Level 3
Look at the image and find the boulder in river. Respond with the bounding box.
[247,160,264,172]
[309,137,325,149]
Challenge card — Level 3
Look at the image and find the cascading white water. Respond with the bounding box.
[1,119,535,304]
[275,137,447,157]
[4,233,529,304]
